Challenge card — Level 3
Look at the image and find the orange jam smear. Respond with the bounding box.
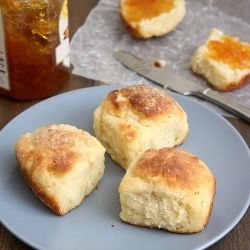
[123,0,176,23]
[206,35,250,70]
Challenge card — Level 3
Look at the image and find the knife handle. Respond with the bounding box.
[200,89,250,123]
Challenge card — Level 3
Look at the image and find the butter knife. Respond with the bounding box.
[116,50,250,123]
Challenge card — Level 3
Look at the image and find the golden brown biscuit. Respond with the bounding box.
[190,28,250,91]
[119,147,216,233]
[119,0,186,39]
[93,84,188,171]
[15,124,106,215]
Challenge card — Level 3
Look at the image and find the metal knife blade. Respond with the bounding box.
[116,50,250,123]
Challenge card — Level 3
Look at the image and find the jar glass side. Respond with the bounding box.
[0,0,70,100]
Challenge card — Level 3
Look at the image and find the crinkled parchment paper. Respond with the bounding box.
[70,0,250,116]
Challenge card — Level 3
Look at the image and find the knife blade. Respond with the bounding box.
[116,50,250,123]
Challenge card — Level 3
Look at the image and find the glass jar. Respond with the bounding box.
[0,0,70,101]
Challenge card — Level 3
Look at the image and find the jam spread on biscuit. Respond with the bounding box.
[123,0,176,23]
[206,35,250,70]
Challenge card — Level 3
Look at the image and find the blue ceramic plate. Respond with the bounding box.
[0,85,250,250]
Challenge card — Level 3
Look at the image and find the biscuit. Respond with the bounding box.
[118,147,216,233]
[119,0,186,39]
[15,124,106,215]
[190,28,250,91]
[93,84,188,171]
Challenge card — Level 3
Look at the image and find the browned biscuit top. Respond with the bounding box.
[134,147,214,190]
[106,84,183,119]
[15,124,95,177]
[33,126,93,150]
[15,124,106,215]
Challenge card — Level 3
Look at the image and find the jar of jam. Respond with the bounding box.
[0,0,70,101]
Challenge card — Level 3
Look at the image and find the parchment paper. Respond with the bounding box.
[70,0,250,116]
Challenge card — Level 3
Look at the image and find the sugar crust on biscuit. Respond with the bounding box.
[93,84,188,171]
[15,124,106,215]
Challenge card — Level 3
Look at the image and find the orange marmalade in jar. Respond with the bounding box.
[0,0,70,100]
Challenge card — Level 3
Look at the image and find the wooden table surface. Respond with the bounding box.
[0,1,249,249]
